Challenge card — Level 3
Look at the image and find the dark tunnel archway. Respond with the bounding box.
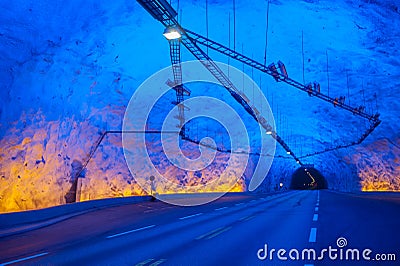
[290,167,328,190]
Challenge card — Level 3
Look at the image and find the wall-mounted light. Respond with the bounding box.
[163,26,182,40]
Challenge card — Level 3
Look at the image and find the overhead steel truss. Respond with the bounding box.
[136,0,381,165]
[183,29,382,156]
[137,0,303,165]
[184,29,380,123]
[167,39,190,138]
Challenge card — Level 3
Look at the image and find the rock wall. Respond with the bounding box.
[1,0,399,212]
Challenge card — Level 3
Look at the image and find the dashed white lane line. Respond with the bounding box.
[149,258,167,266]
[304,264,314,266]
[179,213,203,220]
[307,191,319,247]
[135,258,167,266]
[106,225,156,239]
[0,252,49,266]
[196,226,232,240]
[239,215,256,221]
[215,207,228,211]
[135,258,154,266]
[309,228,317,243]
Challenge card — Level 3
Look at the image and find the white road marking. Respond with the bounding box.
[206,226,232,239]
[136,258,167,266]
[1,252,49,266]
[239,215,255,221]
[179,213,203,220]
[235,203,244,206]
[316,202,319,206]
[196,226,232,240]
[215,207,228,211]
[135,258,154,266]
[315,207,319,212]
[106,225,155,239]
[304,264,314,266]
[149,259,167,266]
[313,214,319,221]
[309,228,317,243]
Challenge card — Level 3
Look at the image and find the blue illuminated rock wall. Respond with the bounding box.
[0,0,399,212]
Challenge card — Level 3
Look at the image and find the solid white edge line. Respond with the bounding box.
[309,228,317,243]
[106,225,155,239]
[215,207,228,211]
[313,214,319,221]
[179,213,203,220]
[1,252,49,266]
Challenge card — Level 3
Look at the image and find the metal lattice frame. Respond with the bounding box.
[135,0,380,165]
[168,39,190,138]
[183,29,382,157]
[184,29,380,123]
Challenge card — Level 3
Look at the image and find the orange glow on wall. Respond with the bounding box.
[355,139,400,192]
[0,111,248,213]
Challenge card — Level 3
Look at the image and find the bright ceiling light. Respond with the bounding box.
[163,26,181,40]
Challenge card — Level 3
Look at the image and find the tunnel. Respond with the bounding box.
[290,167,328,190]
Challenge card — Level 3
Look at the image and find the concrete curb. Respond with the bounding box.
[0,196,152,238]
[0,191,289,238]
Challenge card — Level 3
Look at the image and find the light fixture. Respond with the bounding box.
[266,130,273,135]
[296,160,300,164]
[286,151,291,155]
[163,26,181,40]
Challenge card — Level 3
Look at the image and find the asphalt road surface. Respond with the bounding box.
[1,190,399,265]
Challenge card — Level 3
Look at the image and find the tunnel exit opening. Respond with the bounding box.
[290,167,327,190]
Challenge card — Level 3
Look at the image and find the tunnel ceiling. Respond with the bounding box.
[0,0,399,212]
